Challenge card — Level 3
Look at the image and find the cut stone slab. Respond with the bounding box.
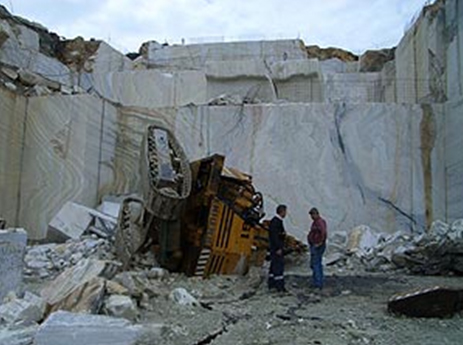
[41,259,118,308]
[388,286,463,318]
[0,325,38,345]
[104,295,139,321]
[34,311,162,345]
[0,229,27,301]
[97,201,121,219]
[0,292,45,325]
[47,202,93,242]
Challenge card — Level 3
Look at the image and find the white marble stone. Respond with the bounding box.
[48,202,94,242]
[172,103,429,239]
[0,292,45,325]
[34,311,157,345]
[18,95,106,240]
[444,97,463,222]
[0,229,27,301]
[104,295,138,321]
[88,42,133,74]
[90,69,207,108]
[0,20,72,86]
[323,73,382,103]
[145,39,308,69]
[0,325,37,345]
[205,59,322,103]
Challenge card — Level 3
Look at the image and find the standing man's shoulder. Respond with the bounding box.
[320,217,327,226]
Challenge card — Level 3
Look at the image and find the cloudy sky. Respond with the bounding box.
[3,0,429,54]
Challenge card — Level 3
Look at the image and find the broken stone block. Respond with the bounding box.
[26,84,52,96]
[0,229,27,301]
[47,202,94,242]
[169,288,200,307]
[17,68,60,90]
[429,220,449,239]
[41,259,118,309]
[4,81,17,91]
[59,85,72,95]
[0,292,45,325]
[1,67,18,80]
[97,201,122,219]
[449,219,463,241]
[34,311,162,345]
[47,277,106,315]
[104,295,139,321]
[0,325,38,345]
[346,225,381,255]
[146,267,168,279]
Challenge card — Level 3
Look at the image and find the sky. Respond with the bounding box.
[2,0,431,54]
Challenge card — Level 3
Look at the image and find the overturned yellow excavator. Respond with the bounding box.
[115,125,269,277]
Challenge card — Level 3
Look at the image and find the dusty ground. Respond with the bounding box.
[137,260,463,345]
[24,257,463,345]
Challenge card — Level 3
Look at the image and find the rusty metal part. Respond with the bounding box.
[388,286,463,318]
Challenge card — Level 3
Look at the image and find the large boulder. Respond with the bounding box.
[104,295,139,321]
[34,311,164,345]
[0,292,45,325]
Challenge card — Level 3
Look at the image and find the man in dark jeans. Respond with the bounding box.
[307,207,327,289]
[268,205,287,292]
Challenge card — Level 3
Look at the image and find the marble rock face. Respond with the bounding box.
[17,95,114,240]
[0,88,26,226]
[170,103,430,239]
[0,19,72,86]
[144,39,308,69]
[0,228,27,301]
[90,69,207,108]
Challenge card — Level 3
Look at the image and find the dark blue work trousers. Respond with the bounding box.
[268,251,285,291]
[310,244,326,288]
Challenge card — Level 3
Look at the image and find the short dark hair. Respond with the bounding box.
[276,204,287,215]
[309,207,319,215]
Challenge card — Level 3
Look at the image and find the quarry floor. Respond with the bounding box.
[25,258,463,345]
[142,261,463,345]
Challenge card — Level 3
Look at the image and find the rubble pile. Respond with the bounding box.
[326,220,463,275]
[24,237,115,279]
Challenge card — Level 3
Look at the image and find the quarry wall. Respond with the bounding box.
[0,0,461,240]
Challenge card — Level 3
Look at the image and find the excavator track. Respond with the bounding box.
[115,197,149,270]
[141,125,192,221]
